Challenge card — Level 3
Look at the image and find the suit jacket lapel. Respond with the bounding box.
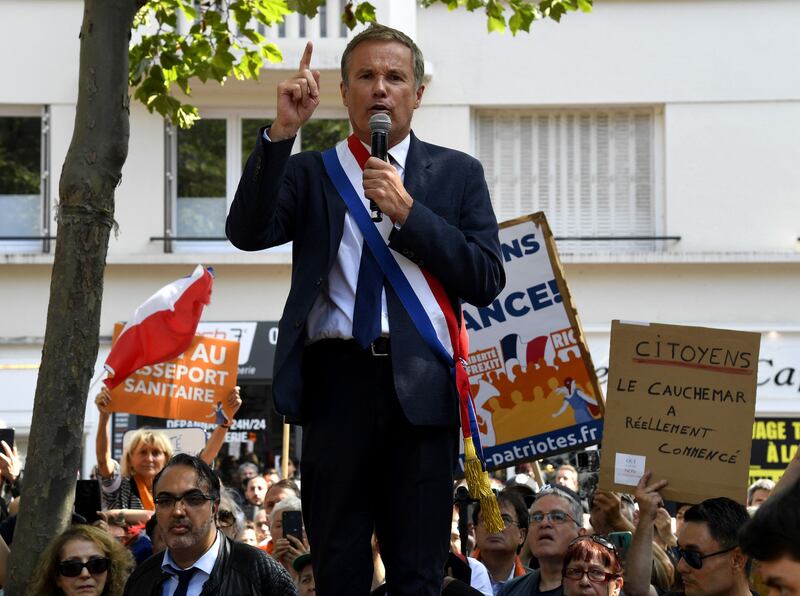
[404,132,433,208]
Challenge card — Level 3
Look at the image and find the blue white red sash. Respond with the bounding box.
[321,135,503,531]
[323,135,485,460]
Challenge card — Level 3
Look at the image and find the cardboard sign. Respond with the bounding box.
[599,321,760,504]
[461,213,604,471]
[108,323,240,424]
[749,417,800,485]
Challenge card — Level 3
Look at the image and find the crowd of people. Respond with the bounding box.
[1,404,799,596]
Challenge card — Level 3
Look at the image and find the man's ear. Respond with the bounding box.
[414,84,425,109]
[731,547,748,571]
[340,80,348,108]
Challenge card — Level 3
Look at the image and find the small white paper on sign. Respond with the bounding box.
[614,453,646,486]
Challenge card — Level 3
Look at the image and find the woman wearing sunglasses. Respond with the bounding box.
[29,524,134,596]
[562,535,624,596]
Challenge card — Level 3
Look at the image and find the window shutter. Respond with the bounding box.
[477,108,656,250]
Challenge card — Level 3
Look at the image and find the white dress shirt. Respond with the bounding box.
[160,530,222,596]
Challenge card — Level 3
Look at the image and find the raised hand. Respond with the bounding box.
[634,471,668,525]
[0,440,19,484]
[271,41,321,141]
[94,386,112,415]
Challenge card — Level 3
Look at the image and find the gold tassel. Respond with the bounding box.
[463,437,504,534]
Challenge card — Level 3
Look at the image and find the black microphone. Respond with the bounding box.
[368,113,392,222]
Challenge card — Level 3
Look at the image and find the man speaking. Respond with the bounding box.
[227,24,505,596]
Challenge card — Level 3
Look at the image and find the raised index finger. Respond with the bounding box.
[299,41,313,71]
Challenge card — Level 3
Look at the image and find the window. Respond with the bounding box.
[0,107,50,253]
[476,108,661,251]
[165,112,350,252]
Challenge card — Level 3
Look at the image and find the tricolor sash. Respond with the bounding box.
[322,135,503,533]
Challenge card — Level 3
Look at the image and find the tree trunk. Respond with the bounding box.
[5,1,138,593]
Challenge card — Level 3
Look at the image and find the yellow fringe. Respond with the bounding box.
[463,437,504,534]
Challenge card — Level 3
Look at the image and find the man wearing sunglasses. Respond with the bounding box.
[672,497,752,596]
[123,453,297,595]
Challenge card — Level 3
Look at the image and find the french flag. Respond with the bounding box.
[103,265,214,389]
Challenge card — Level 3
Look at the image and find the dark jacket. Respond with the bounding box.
[123,533,297,596]
[226,131,505,426]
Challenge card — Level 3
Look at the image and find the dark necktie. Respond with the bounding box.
[352,154,397,349]
[352,242,383,348]
[171,566,197,596]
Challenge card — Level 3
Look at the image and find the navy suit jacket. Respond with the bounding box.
[226,131,505,427]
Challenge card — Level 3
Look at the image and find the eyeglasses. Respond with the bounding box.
[563,567,621,583]
[57,556,110,577]
[529,510,577,525]
[671,545,736,570]
[154,490,215,509]
[217,509,235,528]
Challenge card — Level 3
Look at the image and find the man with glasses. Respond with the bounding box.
[671,497,751,596]
[123,453,296,595]
[472,490,530,595]
[500,485,586,596]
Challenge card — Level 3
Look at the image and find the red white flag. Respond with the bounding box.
[103,265,214,389]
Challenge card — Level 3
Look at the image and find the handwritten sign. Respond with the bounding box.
[108,323,240,424]
[461,213,604,471]
[599,321,760,504]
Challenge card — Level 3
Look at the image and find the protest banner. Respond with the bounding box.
[108,323,240,424]
[749,417,800,485]
[461,212,603,471]
[598,321,760,504]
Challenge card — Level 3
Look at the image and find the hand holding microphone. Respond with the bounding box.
[368,113,391,222]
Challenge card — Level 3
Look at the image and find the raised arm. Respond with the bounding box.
[94,387,114,478]
[624,472,668,596]
[200,386,242,466]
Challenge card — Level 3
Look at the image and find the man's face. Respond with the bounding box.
[528,495,582,561]
[676,521,742,596]
[758,556,800,596]
[340,40,425,147]
[555,468,579,492]
[154,465,217,560]
[749,489,771,507]
[264,487,292,515]
[474,502,526,557]
[254,509,270,543]
[246,476,268,506]
[298,564,316,595]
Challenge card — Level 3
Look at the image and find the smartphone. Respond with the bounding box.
[282,510,304,541]
[74,479,103,524]
[607,531,633,559]
[0,428,14,450]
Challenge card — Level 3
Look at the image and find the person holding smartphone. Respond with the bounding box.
[270,497,309,575]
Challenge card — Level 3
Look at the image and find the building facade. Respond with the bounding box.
[1,0,798,476]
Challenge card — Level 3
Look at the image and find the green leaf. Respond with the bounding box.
[466,0,484,10]
[341,2,357,30]
[254,0,292,26]
[287,0,326,19]
[261,42,283,63]
[487,13,505,32]
[177,104,201,129]
[354,2,376,24]
[577,0,592,12]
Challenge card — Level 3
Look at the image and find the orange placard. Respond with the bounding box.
[108,323,240,424]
